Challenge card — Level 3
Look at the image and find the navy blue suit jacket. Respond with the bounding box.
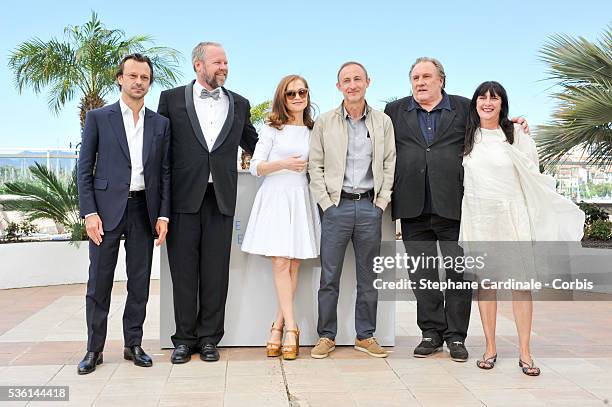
[77,101,171,232]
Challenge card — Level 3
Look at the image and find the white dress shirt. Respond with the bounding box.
[193,80,229,183]
[120,97,146,192]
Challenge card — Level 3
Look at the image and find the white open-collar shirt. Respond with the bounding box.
[119,97,146,192]
[193,80,230,183]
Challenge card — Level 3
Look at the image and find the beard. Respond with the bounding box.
[125,86,147,101]
[204,70,227,89]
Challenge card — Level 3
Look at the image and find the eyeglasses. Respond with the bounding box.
[285,88,308,100]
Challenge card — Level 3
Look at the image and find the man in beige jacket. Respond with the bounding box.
[308,61,396,358]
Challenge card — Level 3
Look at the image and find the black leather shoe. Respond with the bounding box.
[447,340,469,362]
[413,337,443,358]
[77,351,103,375]
[124,345,153,367]
[199,343,220,362]
[170,344,192,364]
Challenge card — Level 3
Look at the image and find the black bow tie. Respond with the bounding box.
[200,88,221,100]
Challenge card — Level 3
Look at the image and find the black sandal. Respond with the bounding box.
[519,357,541,376]
[476,353,497,370]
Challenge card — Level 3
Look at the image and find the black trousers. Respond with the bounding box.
[401,214,472,343]
[86,196,154,352]
[167,186,233,347]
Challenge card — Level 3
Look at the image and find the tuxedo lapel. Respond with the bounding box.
[184,80,209,151]
[107,102,130,161]
[142,108,155,165]
[211,88,235,152]
[401,100,428,148]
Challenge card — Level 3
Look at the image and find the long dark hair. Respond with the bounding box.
[267,74,315,130]
[464,81,514,156]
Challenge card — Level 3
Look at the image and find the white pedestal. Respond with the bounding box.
[160,173,395,347]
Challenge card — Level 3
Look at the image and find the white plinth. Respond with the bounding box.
[160,172,395,347]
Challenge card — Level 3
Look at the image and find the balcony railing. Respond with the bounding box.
[0,148,78,185]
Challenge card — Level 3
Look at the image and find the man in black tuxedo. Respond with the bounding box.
[77,54,171,374]
[385,57,528,362]
[157,42,258,363]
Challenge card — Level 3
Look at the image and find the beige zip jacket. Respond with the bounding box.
[308,104,396,211]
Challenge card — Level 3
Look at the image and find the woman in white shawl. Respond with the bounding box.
[460,81,584,376]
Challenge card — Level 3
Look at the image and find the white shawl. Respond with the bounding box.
[505,126,585,241]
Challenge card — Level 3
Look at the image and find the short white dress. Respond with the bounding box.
[241,124,321,259]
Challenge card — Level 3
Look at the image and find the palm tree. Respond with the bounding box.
[537,25,612,168]
[8,11,182,129]
[1,163,85,241]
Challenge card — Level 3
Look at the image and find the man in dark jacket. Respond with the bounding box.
[157,42,258,364]
[385,57,527,362]
[77,53,171,374]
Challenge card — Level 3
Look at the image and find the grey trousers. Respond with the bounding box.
[317,197,382,340]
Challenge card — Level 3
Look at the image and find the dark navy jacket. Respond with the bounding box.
[77,101,171,232]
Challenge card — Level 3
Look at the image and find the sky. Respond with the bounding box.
[0,0,610,149]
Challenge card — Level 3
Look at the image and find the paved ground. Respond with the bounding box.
[0,281,611,406]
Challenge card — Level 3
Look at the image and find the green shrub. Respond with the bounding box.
[578,202,609,225]
[3,222,21,242]
[587,220,612,241]
[1,220,38,242]
[19,221,38,236]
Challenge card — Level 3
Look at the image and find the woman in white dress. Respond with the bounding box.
[241,75,320,360]
[460,81,584,376]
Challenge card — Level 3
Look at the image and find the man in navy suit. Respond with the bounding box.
[77,53,171,374]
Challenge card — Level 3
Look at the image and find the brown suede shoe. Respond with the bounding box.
[355,337,388,358]
[310,337,336,359]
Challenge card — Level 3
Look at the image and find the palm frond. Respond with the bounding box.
[47,76,77,114]
[537,127,612,168]
[2,185,72,224]
[537,26,612,168]
[145,46,183,89]
[564,82,612,123]
[539,32,612,86]
[8,38,78,96]
[2,163,81,231]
